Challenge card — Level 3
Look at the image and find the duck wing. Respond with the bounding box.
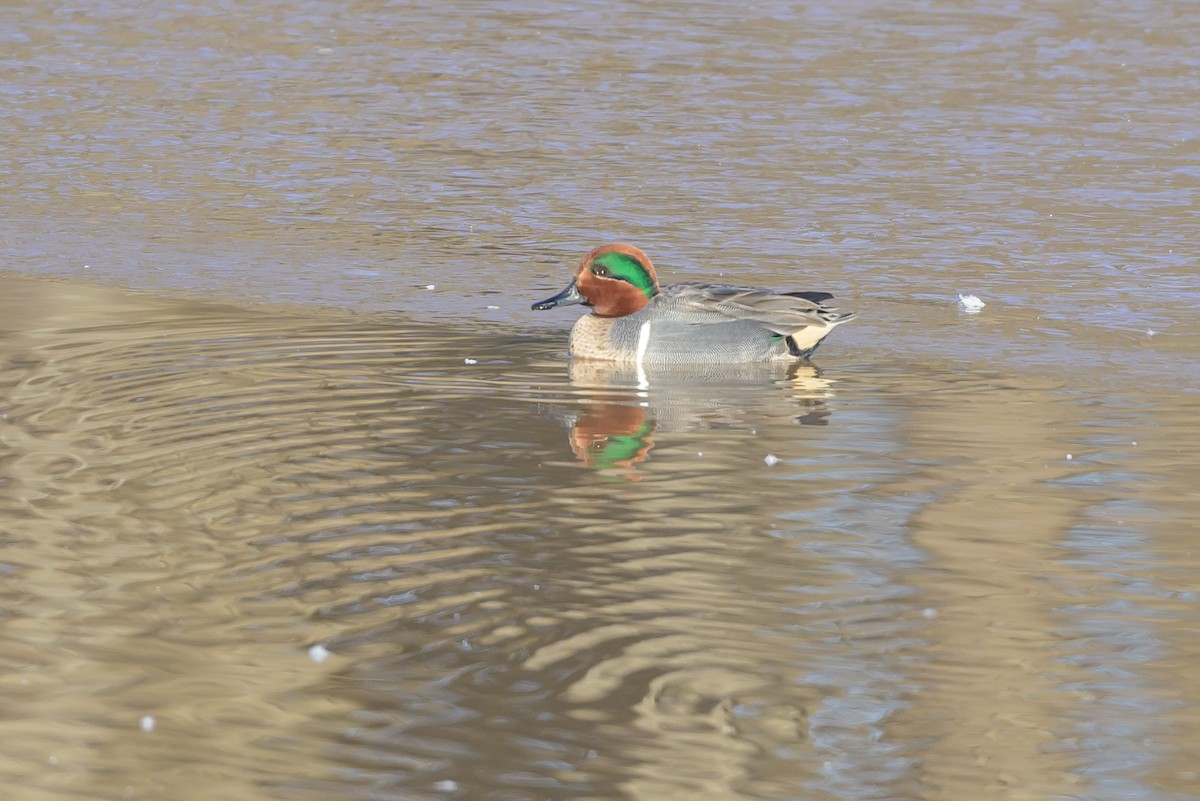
[663,283,855,336]
[785,290,834,304]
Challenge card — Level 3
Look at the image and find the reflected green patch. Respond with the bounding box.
[587,420,655,473]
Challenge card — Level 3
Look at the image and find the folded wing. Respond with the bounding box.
[670,283,856,336]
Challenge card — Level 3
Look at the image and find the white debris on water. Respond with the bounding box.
[308,644,331,663]
[433,780,459,792]
[140,715,156,733]
[1146,329,1156,336]
[1066,454,1073,460]
[764,453,780,466]
[922,608,938,619]
[957,294,986,313]
[424,284,436,290]
[464,358,478,365]
[486,305,499,310]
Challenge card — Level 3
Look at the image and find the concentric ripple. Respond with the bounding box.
[2,277,1198,801]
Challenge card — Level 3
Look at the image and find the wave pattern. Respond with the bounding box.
[2,280,1198,801]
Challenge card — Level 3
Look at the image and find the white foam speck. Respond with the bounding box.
[434,780,459,791]
[308,644,331,663]
[764,454,780,466]
[464,358,477,365]
[922,608,938,619]
[486,305,499,310]
[1066,454,1073,460]
[424,284,436,290]
[1146,328,1156,336]
[140,715,156,733]
[957,294,986,313]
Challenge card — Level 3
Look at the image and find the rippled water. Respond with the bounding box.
[3,1,1199,799]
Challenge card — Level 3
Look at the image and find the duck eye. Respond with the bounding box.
[591,264,610,278]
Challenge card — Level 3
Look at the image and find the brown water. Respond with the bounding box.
[3,1,1199,799]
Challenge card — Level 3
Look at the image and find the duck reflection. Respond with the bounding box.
[568,402,656,470]
[562,360,837,472]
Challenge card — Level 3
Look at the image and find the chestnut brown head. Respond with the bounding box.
[532,243,660,318]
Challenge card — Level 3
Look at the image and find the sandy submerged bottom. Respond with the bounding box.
[0,275,1196,800]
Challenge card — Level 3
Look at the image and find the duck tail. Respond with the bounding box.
[784,308,856,358]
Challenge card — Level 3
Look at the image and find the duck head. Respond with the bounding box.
[532,243,660,318]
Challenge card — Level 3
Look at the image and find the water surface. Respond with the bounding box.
[3,1,1199,799]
